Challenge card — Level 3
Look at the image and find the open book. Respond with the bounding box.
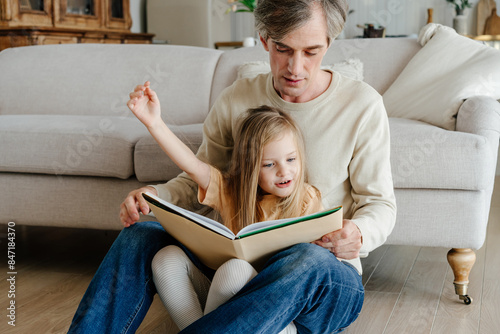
[143,192,343,269]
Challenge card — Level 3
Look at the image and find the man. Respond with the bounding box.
[69,0,396,332]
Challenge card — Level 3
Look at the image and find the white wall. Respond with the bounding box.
[343,0,500,39]
[131,0,500,36]
[130,0,145,33]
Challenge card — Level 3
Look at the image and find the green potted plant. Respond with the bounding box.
[446,0,472,16]
[446,0,472,35]
[227,0,257,13]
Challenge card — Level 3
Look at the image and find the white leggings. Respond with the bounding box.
[152,245,296,333]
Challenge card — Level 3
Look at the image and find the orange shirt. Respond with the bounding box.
[197,166,323,231]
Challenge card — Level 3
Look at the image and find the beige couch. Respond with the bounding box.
[0,36,498,304]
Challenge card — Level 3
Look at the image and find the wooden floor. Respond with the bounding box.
[1,177,499,334]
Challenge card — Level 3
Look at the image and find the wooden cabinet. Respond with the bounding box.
[104,0,131,30]
[0,0,152,51]
[53,0,103,30]
[1,0,54,27]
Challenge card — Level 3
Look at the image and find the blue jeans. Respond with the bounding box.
[68,221,364,334]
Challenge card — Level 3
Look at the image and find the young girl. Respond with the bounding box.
[128,81,323,333]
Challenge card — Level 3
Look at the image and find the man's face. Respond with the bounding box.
[260,6,330,103]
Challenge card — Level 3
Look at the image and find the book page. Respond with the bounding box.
[236,206,342,238]
[143,192,236,239]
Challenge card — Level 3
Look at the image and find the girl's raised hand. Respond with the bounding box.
[127,81,161,129]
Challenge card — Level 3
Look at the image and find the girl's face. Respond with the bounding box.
[258,130,301,198]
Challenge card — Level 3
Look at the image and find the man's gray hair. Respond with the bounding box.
[255,0,348,44]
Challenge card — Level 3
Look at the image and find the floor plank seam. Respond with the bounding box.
[381,246,422,334]
[362,245,389,288]
[430,261,450,334]
[477,231,490,334]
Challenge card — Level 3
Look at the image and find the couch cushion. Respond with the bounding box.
[333,38,421,95]
[383,23,500,130]
[134,123,204,182]
[390,118,490,191]
[0,115,148,179]
[0,44,222,125]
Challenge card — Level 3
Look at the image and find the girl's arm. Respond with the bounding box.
[127,82,211,191]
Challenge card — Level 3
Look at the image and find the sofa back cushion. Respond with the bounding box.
[0,44,222,126]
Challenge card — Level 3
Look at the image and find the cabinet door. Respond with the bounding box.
[0,0,54,27]
[105,0,131,30]
[53,0,103,29]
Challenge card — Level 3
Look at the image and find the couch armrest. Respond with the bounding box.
[456,96,500,144]
[456,96,500,188]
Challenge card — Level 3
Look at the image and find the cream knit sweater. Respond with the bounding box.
[154,71,397,273]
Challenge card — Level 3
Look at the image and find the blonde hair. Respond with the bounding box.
[225,106,310,233]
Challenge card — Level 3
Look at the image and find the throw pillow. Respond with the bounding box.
[237,58,364,81]
[383,23,500,130]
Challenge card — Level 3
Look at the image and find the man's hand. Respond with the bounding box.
[119,186,158,227]
[313,219,363,260]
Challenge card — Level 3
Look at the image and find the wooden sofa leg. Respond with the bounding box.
[446,248,476,305]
